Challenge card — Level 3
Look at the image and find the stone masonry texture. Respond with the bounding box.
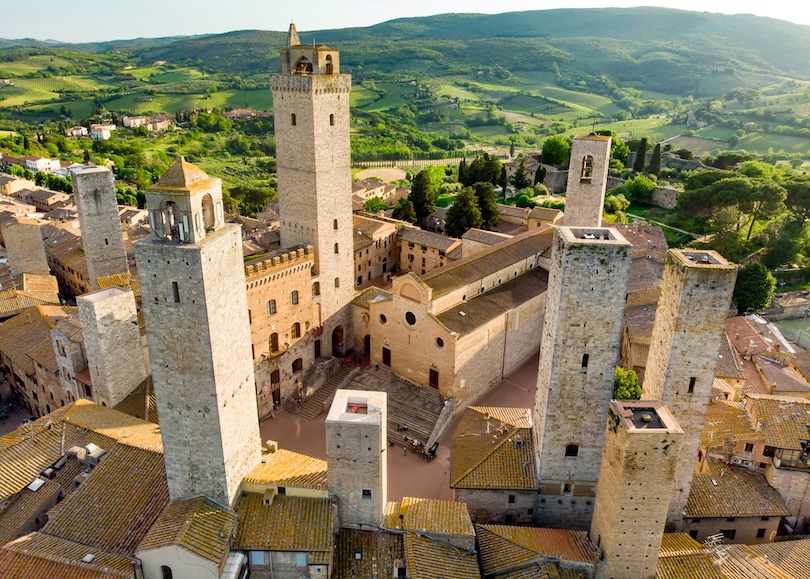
[135,224,261,507]
[533,226,632,530]
[71,166,130,289]
[641,249,737,528]
[562,135,612,228]
[1,217,49,277]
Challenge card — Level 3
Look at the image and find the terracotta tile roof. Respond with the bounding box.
[0,478,63,545]
[26,336,58,373]
[476,525,598,577]
[623,304,656,342]
[701,399,761,450]
[351,286,391,310]
[232,493,334,554]
[528,206,563,223]
[656,550,722,579]
[612,224,669,257]
[684,459,790,518]
[792,350,810,382]
[423,227,553,298]
[333,529,404,579]
[42,444,169,556]
[152,157,212,190]
[748,394,810,451]
[627,255,664,294]
[741,356,769,395]
[451,407,537,490]
[0,288,58,319]
[726,316,773,357]
[0,305,73,376]
[399,228,461,252]
[461,228,512,246]
[62,399,163,453]
[113,377,158,423]
[735,538,810,578]
[716,333,745,380]
[96,273,141,300]
[755,355,810,394]
[138,496,237,565]
[0,532,136,579]
[435,267,548,336]
[387,497,475,537]
[659,533,704,558]
[243,449,328,490]
[403,534,481,579]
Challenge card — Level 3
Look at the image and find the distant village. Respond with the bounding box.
[0,26,809,579]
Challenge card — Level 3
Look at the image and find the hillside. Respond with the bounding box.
[134,8,810,95]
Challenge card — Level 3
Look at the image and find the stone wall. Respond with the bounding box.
[136,224,261,507]
[77,288,147,407]
[455,488,537,525]
[563,136,611,228]
[682,516,780,545]
[1,217,49,277]
[641,250,737,529]
[71,166,130,290]
[533,227,632,530]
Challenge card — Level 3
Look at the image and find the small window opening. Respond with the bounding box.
[330,114,335,126]
[291,113,297,126]
[581,353,589,372]
[688,377,696,393]
[172,281,180,303]
[565,444,579,457]
[581,155,594,181]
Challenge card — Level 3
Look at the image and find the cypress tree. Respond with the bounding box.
[649,143,662,177]
[633,138,648,173]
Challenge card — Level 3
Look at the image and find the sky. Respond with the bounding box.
[7,1,810,43]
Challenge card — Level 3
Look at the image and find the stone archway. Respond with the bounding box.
[332,325,344,357]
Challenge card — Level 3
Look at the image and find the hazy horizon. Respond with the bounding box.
[4,1,810,44]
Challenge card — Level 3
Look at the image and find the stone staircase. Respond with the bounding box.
[350,366,444,450]
[297,366,353,421]
[281,358,329,416]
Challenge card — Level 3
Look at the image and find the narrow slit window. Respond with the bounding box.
[172,281,180,303]
[688,377,696,393]
[581,353,589,372]
[291,113,297,126]
[330,114,335,126]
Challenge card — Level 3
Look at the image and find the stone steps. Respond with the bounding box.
[298,366,353,421]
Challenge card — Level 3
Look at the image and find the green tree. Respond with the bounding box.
[363,197,388,212]
[733,262,776,314]
[623,174,656,200]
[734,178,786,241]
[472,181,499,230]
[613,367,641,400]
[511,158,530,189]
[648,143,661,177]
[738,160,781,182]
[392,198,417,223]
[596,129,629,165]
[445,187,482,237]
[408,170,436,222]
[633,138,648,173]
[534,165,547,186]
[509,141,515,158]
[783,175,810,223]
[541,135,571,166]
[604,194,630,214]
[458,159,467,184]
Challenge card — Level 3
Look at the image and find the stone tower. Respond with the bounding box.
[77,287,147,407]
[533,226,632,529]
[135,158,261,508]
[326,389,387,529]
[562,134,612,228]
[1,216,49,277]
[270,25,354,341]
[71,166,130,290]
[641,249,736,528]
[590,401,683,579]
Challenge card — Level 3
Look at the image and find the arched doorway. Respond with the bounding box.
[364,334,371,354]
[332,326,344,356]
[314,339,321,359]
[202,193,215,230]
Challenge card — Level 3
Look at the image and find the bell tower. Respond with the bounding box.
[135,158,261,508]
[270,24,354,345]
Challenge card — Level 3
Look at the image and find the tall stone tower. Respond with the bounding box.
[590,401,683,579]
[135,158,261,508]
[71,166,129,290]
[270,25,354,337]
[533,226,632,529]
[326,389,387,529]
[77,287,147,408]
[641,249,736,528]
[1,216,49,277]
[562,134,612,228]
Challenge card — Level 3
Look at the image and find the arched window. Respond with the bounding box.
[292,358,303,373]
[325,54,334,74]
[312,282,320,296]
[333,219,338,230]
[330,114,335,126]
[565,444,579,458]
[270,333,279,353]
[267,299,276,315]
[581,155,594,181]
[161,566,173,579]
[291,322,301,339]
[290,291,299,305]
[334,277,340,288]
[334,243,340,254]
[291,113,297,126]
